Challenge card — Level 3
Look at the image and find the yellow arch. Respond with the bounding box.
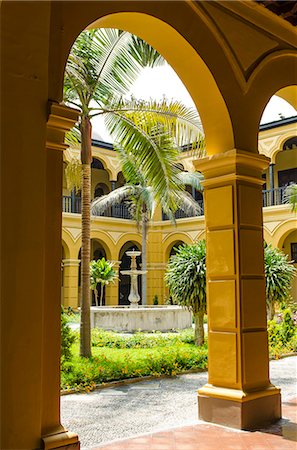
[116,234,142,260]
[270,132,297,164]
[61,229,76,259]
[163,232,193,261]
[271,218,297,249]
[247,52,297,132]
[276,86,297,110]
[61,239,70,260]
[59,11,234,155]
[263,226,273,246]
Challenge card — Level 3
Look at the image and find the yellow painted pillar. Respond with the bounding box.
[62,259,80,309]
[106,261,121,305]
[147,230,164,304]
[194,149,281,430]
[41,103,80,449]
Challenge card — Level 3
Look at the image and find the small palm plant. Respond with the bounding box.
[90,258,117,306]
[165,241,206,346]
[264,244,296,320]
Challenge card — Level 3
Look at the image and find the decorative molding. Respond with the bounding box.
[64,227,81,241]
[46,101,79,152]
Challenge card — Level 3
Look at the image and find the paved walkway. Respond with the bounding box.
[61,356,297,449]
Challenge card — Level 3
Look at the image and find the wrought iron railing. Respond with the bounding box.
[62,196,132,219]
[162,200,204,221]
[262,186,287,207]
[63,187,289,220]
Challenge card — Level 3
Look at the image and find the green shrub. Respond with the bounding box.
[91,328,195,349]
[61,308,76,364]
[153,294,159,305]
[61,342,208,391]
[267,309,297,359]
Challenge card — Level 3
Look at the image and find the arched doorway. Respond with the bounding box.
[119,242,142,306]
[78,240,108,306]
[169,240,185,258]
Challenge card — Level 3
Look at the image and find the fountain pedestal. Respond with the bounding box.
[120,250,146,307]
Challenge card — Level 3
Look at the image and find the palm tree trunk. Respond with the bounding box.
[194,310,204,346]
[80,115,92,358]
[267,301,275,321]
[141,213,147,305]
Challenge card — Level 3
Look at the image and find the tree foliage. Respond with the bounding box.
[264,244,296,320]
[284,183,297,213]
[165,241,206,346]
[91,144,203,304]
[90,258,117,306]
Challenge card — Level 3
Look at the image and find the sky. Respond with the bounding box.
[92,63,297,142]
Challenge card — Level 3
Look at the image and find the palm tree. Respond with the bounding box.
[91,142,203,305]
[64,29,165,357]
[90,258,117,306]
[64,28,203,356]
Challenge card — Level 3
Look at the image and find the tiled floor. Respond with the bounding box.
[93,398,297,449]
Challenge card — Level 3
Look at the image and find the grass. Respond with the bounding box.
[61,312,297,393]
[61,328,208,392]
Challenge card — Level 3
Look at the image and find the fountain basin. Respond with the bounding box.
[90,306,192,332]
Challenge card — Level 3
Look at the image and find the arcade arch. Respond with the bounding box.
[3,3,297,449]
[118,241,142,306]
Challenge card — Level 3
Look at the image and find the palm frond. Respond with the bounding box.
[64,29,146,110]
[177,171,204,191]
[104,110,183,212]
[284,183,297,213]
[175,191,201,216]
[91,185,139,215]
[103,97,203,148]
[65,158,82,193]
[115,146,145,185]
[128,36,165,68]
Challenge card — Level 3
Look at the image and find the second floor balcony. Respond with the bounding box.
[62,186,290,219]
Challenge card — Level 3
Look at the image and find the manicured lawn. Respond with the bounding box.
[61,329,207,391]
[61,314,297,392]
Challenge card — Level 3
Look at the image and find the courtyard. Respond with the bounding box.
[61,356,297,449]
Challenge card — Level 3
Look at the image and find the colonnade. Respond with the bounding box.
[1,1,297,449]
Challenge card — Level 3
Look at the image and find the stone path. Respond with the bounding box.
[61,356,297,449]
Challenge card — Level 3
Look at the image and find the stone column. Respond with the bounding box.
[106,260,121,306]
[62,259,80,309]
[269,163,275,205]
[41,102,80,449]
[194,149,281,430]
[147,231,163,304]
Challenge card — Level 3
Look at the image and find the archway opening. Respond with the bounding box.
[119,241,142,306]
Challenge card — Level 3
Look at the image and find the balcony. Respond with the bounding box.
[63,187,288,220]
[262,186,287,207]
[162,200,204,221]
[62,196,132,219]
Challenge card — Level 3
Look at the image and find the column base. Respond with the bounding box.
[198,385,281,430]
[42,431,80,450]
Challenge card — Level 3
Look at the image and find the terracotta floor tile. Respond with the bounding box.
[94,398,297,450]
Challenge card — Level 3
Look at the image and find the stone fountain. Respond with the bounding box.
[120,249,146,307]
[90,249,192,332]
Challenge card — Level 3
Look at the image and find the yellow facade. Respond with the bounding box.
[1,1,297,449]
[62,119,297,309]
